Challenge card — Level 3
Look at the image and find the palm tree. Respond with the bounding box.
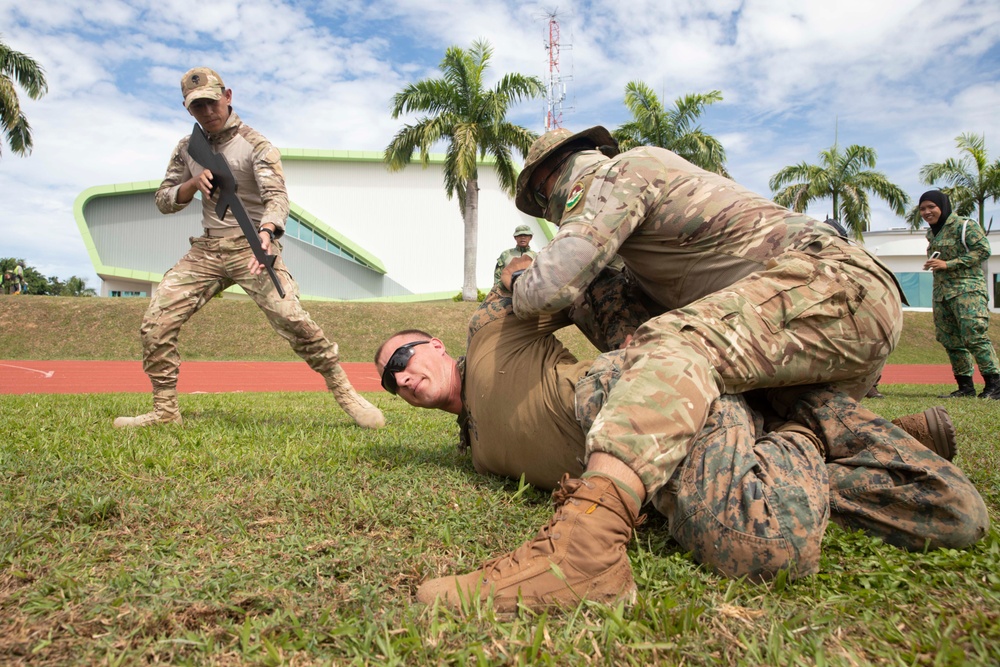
[60,275,96,297]
[769,143,909,240]
[914,133,1000,230]
[385,39,543,301]
[1,38,49,157]
[612,81,729,177]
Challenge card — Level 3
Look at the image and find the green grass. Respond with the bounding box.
[2,388,999,665]
[3,297,1000,664]
[3,295,999,364]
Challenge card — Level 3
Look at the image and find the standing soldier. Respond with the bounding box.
[114,67,384,429]
[493,224,537,285]
[920,189,1000,399]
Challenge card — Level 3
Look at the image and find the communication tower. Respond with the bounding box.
[543,10,571,131]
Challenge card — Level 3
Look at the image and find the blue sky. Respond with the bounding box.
[2,0,999,290]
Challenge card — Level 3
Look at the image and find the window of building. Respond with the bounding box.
[894,272,934,309]
[282,217,361,266]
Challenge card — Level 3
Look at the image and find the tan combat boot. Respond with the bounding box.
[417,474,640,614]
[891,407,956,461]
[113,388,183,428]
[326,366,385,429]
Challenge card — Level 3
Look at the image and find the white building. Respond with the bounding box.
[74,148,545,301]
[863,228,1000,312]
[75,157,1000,311]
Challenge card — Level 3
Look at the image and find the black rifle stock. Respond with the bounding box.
[186,123,285,297]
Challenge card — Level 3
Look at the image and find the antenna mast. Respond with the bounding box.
[544,10,569,131]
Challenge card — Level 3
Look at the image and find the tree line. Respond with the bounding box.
[0,257,96,296]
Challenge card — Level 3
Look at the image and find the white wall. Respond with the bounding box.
[283,159,542,295]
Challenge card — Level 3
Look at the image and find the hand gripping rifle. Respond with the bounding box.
[186,123,285,297]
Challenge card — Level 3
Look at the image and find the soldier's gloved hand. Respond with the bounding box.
[502,255,535,291]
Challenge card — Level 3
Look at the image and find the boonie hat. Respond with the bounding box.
[181,67,226,108]
[515,126,617,217]
[513,224,533,236]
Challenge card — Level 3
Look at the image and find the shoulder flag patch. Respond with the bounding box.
[566,181,585,211]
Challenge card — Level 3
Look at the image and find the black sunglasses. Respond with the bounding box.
[380,340,430,394]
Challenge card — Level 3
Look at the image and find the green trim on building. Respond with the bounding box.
[74,180,385,281]
[73,181,164,282]
[283,148,549,241]
[287,202,384,273]
[295,290,458,303]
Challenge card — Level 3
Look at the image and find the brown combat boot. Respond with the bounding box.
[113,388,183,428]
[416,474,640,614]
[326,366,385,429]
[891,407,956,461]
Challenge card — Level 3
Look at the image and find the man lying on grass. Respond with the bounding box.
[374,266,989,614]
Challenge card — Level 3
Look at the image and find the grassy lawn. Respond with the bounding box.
[3,295,999,365]
[2,385,999,665]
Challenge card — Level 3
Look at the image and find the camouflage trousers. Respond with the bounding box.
[933,289,999,377]
[140,235,341,391]
[587,245,903,497]
[780,385,989,551]
[647,388,989,581]
[650,394,829,581]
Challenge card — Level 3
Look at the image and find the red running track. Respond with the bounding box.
[0,361,381,395]
[0,360,982,395]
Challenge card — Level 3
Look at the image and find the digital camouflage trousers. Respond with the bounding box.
[574,375,988,580]
[933,289,1000,377]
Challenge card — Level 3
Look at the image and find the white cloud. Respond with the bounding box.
[0,0,998,291]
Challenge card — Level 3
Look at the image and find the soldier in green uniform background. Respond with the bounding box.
[492,224,537,285]
[920,190,999,399]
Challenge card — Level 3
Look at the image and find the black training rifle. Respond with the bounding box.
[186,123,285,297]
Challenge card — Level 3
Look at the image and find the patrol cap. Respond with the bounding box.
[513,224,533,236]
[515,126,617,217]
[181,67,226,108]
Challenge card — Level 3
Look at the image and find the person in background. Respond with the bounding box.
[493,224,537,285]
[920,190,999,400]
[12,261,24,294]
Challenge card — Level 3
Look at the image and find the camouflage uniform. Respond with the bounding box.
[126,109,380,427]
[927,213,999,377]
[462,278,985,580]
[493,246,537,285]
[514,146,903,498]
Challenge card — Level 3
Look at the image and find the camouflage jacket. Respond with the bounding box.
[155,112,289,237]
[512,147,870,317]
[926,213,991,301]
[493,246,537,284]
